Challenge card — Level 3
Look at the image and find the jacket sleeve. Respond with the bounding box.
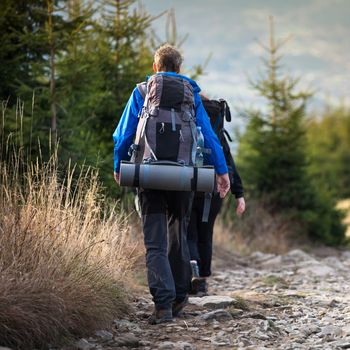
[194,93,228,175]
[227,154,244,198]
[113,87,143,172]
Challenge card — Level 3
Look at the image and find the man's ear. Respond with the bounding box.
[153,62,158,73]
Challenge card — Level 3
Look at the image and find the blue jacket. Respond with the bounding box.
[113,72,228,175]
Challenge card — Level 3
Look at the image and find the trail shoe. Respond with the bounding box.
[191,277,207,297]
[190,260,200,278]
[148,308,173,325]
[172,296,189,317]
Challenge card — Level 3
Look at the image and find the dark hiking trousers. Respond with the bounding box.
[187,192,223,277]
[139,189,193,310]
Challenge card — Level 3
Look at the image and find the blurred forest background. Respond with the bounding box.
[1,0,350,246]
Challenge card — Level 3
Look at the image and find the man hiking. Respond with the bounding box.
[113,44,230,324]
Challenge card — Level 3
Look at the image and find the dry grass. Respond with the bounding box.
[215,199,308,255]
[0,149,141,349]
[337,199,350,237]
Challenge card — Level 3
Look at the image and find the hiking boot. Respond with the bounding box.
[190,260,200,278]
[191,277,207,297]
[148,308,173,325]
[172,296,189,317]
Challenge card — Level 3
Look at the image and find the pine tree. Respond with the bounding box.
[307,106,350,199]
[81,0,155,190]
[0,0,48,105]
[237,17,345,244]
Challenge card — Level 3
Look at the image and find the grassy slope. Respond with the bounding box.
[0,153,140,349]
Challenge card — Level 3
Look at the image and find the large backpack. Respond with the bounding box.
[202,98,231,136]
[201,98,235,187]
[131,74,197,166]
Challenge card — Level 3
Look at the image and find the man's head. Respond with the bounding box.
[153,44,183,73]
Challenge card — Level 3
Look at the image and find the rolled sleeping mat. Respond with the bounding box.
[119,161,215,192]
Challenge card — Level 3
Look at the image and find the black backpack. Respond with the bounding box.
[201,98,235,187]
[202,99,231,134]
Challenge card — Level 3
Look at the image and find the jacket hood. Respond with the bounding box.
[147,72,201,93]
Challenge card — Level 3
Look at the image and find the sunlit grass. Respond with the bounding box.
[0,101,141,349]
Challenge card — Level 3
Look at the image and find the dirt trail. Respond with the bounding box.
[72,247,350,350]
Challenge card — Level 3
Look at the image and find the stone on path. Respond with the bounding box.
[114,319,142,333]
[320,325,343,337]
[200,309,233,321]
[158,341,176,349]
[95,330,113,341]
[297,262,334,276]
[75,338,95,350]
[113,332,139,348]
[210,331,232,346]
[260,255,283,268]
[189,295,236,309]
[323,256,345,270]
[250,251,276,262]
[286,249,315,262]
[301,324,321,336]
[175,341,196,350]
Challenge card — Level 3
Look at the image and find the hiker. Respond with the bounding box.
[113,44,230,324]
[188,96,246,296]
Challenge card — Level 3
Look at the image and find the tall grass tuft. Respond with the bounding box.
[0,103,139,349]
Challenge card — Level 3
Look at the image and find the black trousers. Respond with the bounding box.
[187,192,223,277]
[139,189,193,310]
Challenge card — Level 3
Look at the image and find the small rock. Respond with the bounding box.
[260,256,283,268]
[342,324,350,336]
[255,332,269,341]
[158,341,176,349]
[175,341,195,350]
[301,324,321,336]
[321,325,343,337]
[114,319,142,333]
[200,309,233,321]
[323,256,345,270]
[211,331,231,346]
[75,338,95,350]
[341,251,350,260]
[95,330,113,341]
[242,312,267,320]
[139,340,151,346]
[298,263,334,277]
[199,336,212,342]
[286,249,314,261]
[229,308,244,317]
[189,295,236,309]
[250,251,276,261]
[114,333,139,347]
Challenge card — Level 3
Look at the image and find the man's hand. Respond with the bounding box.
[216,173,230,198]
[236,197,246,217]
[114,172,120,185]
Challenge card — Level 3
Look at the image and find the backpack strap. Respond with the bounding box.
[219,99,231,122]
[136,82,147,100]
[212,112,222,133]
[202,192,212,222]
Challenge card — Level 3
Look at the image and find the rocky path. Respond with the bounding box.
[74,248,350,350]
